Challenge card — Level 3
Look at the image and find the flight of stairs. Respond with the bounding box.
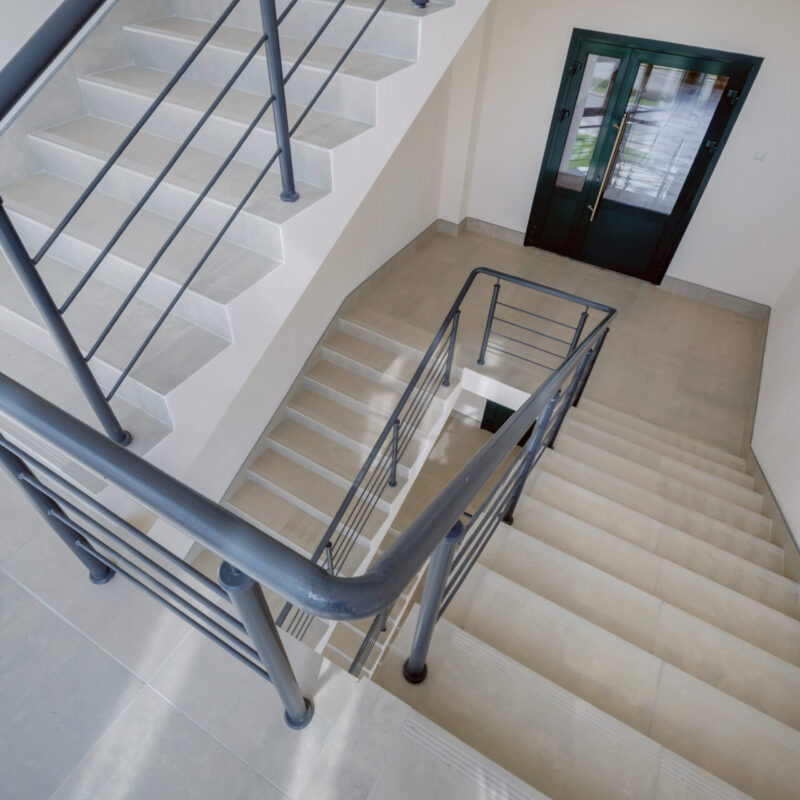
[377,399,800,799]
[0,0,484,489]
[217,308,460,665]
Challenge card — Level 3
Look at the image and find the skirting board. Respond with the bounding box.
[437,218,770,321]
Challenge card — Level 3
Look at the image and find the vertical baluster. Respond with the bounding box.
[388,418,400,488]
[547,348,594,450]
[568,307,589,355]
[0,439,114,583]
[572,327,609,407]
[403,521,464,683]
[0,204,131,445]
[477,282,501,366]
[259,0,299,202]
[219,562,313,728]
[442,310,460,387]
[502,391,561,526]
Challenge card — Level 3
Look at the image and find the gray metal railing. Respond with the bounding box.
[0,267,614,724]
[0,0,429,444]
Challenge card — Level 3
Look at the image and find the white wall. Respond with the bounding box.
[752,262,800,535]
[441,0,800,306]
[0,2,63,69]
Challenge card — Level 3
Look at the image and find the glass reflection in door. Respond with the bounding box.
[603,64,729,214]
[555,54,621,192]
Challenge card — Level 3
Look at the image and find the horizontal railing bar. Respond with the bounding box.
[89,95,278,367]
[493,316,572,346]
[486,343,555,371]
[59,33,267,315]
[67,520,259,659]
[0,271,615,623]
[495,301,577,329]
[289,0,388,137]
[74,540,271,680]
[23,472,240,628]
[490,330,566,360]
[0,436,226,600]
[283,0,347,84]
[32,0,245,264]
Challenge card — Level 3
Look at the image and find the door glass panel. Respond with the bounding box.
[603,64,729,214]
[555,54,621,192]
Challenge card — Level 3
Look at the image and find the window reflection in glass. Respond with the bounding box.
[604,64,729,214]
[556,54,621,192]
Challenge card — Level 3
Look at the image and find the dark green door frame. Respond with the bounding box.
[524,29,762,284]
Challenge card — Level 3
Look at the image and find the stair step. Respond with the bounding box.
[0,172,274,339]
[267,418,405,506]
[535,451,781,570]
[30,116,326,257]
[555,432,771,538]
[248,449,388,542]
[563,417,763,513]
[78,65,368,190]
[169,0,445,63]
[580,399,749,473]
[285,387,424,470]
[378,617,752,800]
[448,569,800,799]
[515,491,798,619]
[305,358,441,434]
[0,255,227,425]
[571,406,754,489]
[340,306,435,354]
[322,330,449,396]
[488,519,800,681]
[124,17,412,125]
[226,478,367,571]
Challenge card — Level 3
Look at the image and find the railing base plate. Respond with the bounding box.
[402,659,428,685]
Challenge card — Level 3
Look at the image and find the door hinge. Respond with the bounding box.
[704,139,719,154]
[559,108,570,122]
[727,89,740,105]
[568,60,582,76]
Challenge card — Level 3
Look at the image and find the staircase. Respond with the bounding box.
[377,399,800,799]
[0,0,488,495]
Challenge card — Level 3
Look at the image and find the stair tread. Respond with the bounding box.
[249,448,387,541]
[447,571,800,799]
[379,616,753,800]
[0,172,276,308]
[563,416,763,513]
[81,64,370,150]
[0,255,227,398]
[128,17,414,81]
[516,490,798,620]
[226,478,368,570]
[536,450,781,570]
[341,306,435,353]
[575,401,751,480]
[267,418,405,501]
[33,115,327,220]
[556,431,771,538]
[581,398,749,472]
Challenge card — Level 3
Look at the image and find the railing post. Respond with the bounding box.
[0,203,131,446]
[388,418,400,487]
[572,327,609,408]
[218,562,313,729]
[0,438,114,584]
[403,521,464,684]
[442,310,460,387]
[477,282,501,366]
[547,348,594,451]
[567,307,589,355]
[502,391,561,526]
[259,0,299,202]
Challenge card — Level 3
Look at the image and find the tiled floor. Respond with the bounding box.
[0,231,768,798]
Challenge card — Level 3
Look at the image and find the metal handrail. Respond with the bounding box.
[0,268,615,620]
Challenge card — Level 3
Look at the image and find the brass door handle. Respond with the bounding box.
[587,112,629,222]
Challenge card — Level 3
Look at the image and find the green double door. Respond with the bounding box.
[525,30,761,283]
